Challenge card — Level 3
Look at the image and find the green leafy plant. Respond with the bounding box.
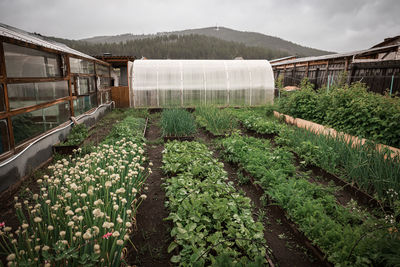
[162,141,268,266]
[60,124,89,146]
[276,81,400,148]
[218,132,399,266]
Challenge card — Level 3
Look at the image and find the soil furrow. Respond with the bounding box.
[128,117,172,267]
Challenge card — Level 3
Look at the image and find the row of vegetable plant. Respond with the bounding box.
[276,126,400,207]
[57,124,89,147]
[194,106,238,135]
[161,108,196,137]
[1,116,149,266]
[162,140,268,266]
[218,132,399,266]
[228,108,283,136]
[231,108,400,208]
[276,79,400,148]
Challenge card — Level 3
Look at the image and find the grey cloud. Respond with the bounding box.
[0,0,399,53]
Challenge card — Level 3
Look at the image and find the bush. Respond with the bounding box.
[277,80,400,147]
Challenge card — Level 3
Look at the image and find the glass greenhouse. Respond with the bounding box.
[132,60,275,107]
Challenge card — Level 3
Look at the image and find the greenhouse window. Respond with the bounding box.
[69,57,94,74]
[98,76,111,90]
[11,101,70,145]
[7,81,69,110]
[96,64,110,76]
[73,95,97,116]
[76,76,96,95]
[0,119,10,154]
[3,42,62,78]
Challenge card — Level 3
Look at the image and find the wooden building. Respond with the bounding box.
[0,23,112,191]
[94,55,135,108]
[271,36,400,95]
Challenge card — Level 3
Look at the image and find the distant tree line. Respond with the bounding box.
[49,34,290,60]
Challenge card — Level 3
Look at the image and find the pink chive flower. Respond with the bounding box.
[102,232,112,239]
[0,222,5,228]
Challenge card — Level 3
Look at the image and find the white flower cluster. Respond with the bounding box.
[6,135,150,266]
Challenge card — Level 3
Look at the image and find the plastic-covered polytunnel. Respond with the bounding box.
[132,60,274,107]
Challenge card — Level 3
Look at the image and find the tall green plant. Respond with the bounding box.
[195,106,237,135]
[161,109,196,137]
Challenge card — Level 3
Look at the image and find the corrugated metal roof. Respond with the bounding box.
[271,44,399,66]
[0,23,98,61]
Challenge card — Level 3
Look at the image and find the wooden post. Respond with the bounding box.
[305,61,309,78]
[65,54,74,117]
[292,63,296,86]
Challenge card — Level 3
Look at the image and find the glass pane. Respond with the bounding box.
[77,77,95,95]
[73,95,97,116]
[98,77,111,90]
[69,57,94,74]
[0,84,5,112]
[96,64,110,76]
[8,81,69,110]
[12,102,70,145]
[3,42,61,78]
[0,119,10,154]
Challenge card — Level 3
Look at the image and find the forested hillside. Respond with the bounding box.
[49,34,290,59]
[81,26,331,57]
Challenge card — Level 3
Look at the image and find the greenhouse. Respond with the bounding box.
[132,59,275,107]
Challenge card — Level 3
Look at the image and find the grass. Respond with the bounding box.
[160,108,196,137]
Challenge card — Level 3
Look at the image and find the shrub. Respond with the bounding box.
[277,80,400,147]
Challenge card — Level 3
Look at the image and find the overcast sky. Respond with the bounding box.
[1,0,399,53]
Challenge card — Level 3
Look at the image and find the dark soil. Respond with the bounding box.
[195,129,325,267]
[128,117,172,267]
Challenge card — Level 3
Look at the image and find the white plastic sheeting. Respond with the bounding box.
[132,60,274,107]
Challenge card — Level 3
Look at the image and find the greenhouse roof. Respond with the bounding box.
[271,44,399,66]
[0,23,98,61]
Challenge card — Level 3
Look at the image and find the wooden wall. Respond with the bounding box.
[273,58,400,95]
[111,86,130,108]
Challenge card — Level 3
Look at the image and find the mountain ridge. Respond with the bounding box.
[80,26,332,57]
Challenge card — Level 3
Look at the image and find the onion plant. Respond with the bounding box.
[1,116,150,266]
[276,126,400,207]
[161,108,196,137]
[194,106,237,135]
